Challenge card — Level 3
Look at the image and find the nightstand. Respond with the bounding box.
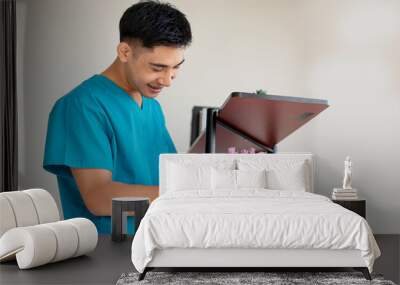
[332,199,366,219]
[111,197,150,242]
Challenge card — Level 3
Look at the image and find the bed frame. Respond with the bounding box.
[138,154,372,281]
[140,248,370,280]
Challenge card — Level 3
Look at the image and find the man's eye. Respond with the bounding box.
[152,68,163,72]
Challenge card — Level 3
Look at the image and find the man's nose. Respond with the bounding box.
[159,71,174,87]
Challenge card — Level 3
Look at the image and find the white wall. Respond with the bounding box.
[17,0,400,233]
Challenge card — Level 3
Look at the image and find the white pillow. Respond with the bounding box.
[236,169,267,188]
[211,169,267,190]
[211,168,236,190]
[167,162,211,191]
[166,159,236,192]
[266,162,308,191]
[237,159,309,191]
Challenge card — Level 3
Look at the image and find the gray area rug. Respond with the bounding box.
[116,272,396,285]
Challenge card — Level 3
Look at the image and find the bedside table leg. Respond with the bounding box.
[112,201,123,242]
[133,201,149,235]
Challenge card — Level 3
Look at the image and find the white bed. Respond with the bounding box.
[131,154,380,280]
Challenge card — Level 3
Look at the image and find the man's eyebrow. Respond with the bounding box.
[149,59,185,68]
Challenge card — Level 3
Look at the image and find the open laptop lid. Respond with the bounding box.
[189,92,329,153]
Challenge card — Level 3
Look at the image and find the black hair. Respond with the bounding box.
[119,1,192,48]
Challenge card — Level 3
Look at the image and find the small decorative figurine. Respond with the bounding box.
[342,156,352,190]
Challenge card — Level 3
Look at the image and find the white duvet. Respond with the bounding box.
[131,190,380,273]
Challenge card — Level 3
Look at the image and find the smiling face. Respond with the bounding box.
[118,41,185,98]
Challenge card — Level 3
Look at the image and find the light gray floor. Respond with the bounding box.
[374,234,400,284]
[0,235,398,285]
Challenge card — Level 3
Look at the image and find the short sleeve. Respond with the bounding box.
[43,96,114,177]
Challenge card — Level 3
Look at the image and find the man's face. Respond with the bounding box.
[123,43,185,98]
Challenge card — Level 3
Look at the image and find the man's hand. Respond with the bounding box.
[71,168,158,216]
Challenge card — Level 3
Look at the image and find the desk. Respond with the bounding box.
[0,235,133,285]
[1,235,398,284]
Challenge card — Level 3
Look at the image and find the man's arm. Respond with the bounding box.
[71,168,158,216]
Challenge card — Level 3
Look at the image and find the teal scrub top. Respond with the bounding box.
[43,74,177,234]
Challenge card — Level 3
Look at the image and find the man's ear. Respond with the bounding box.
[117,42,132,63]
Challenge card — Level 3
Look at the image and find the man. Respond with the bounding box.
[43,1,192,233]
